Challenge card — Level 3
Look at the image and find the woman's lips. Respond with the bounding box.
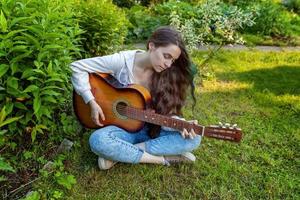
[159,65,165,71]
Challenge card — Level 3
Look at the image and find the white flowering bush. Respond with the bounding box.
[170,0,255,50]
[169,0,255,82]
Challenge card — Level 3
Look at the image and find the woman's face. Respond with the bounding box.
[148,43,181,73]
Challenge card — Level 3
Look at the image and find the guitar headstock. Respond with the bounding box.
[206,122,243,142]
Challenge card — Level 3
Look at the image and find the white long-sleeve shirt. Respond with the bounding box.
[70,50,143,104]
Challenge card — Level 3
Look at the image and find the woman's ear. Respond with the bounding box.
[148,42,155,51]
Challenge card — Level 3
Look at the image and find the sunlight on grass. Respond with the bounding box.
[200,80,252,93]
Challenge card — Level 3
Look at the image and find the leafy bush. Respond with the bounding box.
[290,13,300,36]
[222,0,299,37]
[0,0,82,189]
[126,5,166,42]
[151,0,198,21]
[240,1,294,36]
[170,0,255,49]
[75,0,129,56]
[125,1,198,42]
[126,0,256,45]
[0,0,82,139]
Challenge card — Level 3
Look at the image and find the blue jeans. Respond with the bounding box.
[89,125,201,164]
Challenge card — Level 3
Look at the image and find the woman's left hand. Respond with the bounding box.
[180,120,198,139]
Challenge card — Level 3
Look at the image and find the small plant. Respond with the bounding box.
[0,106,22,181]
[20,154,77,199]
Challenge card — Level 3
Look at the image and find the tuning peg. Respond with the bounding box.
[218,122,223,127]
[232,124,238,129]
[218,122,227,128]
[225,123,230,128]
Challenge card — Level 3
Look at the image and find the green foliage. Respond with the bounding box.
[0,0,82,195]
[222,0,300,37]
[22,191,40,200]
[56,173,77,190]
[22,154,78,199]
[152,0,198,20]
[113,0,165,8]
[283,0,300,14]
[0,106,23,129]
[126,0,255,46]
[75,0,129,56]
[221,0,263,6]
[290,13,300,36]
[0,106,21,181]
[0,0,82,141]
[169,0,255,50]
[0,156,15,173]
[113,0,136,8]
[240,1,293,36]
[126,5,165,42]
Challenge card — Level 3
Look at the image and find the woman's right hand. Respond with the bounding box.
[88,99,105,126]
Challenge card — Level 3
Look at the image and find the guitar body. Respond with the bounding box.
[73,73,152,132]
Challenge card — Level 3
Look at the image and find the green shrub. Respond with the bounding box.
[126,5,165,42]
[223,0,298,37]
[240,1,293,36]
[169,0,255,49]
[0,0,82,184]
[126,0,255,45]
[126,1,199,42]
[75,0,129,56]
[290,13,300,36]
[151,0,198,21]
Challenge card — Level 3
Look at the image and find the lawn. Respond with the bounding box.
[34,50,300,199]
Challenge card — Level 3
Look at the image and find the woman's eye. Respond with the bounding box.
[163,53,175,63]
[163,54,171,59]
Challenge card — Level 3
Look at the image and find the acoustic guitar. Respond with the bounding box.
[73,73,242,142]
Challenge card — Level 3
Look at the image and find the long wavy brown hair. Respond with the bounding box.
[147,26,196,138]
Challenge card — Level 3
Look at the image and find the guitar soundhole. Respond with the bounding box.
[114,100,129,120]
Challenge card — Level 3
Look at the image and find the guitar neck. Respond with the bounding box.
[122,106,241,142]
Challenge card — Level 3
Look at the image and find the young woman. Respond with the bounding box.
[71,26,201,170]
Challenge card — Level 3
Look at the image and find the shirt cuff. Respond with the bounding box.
[81,90,95,104]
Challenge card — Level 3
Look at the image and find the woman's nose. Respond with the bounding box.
[164,60,172,68]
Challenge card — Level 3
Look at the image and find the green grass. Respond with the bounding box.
[35,50,299,199]
[242,33,300,46]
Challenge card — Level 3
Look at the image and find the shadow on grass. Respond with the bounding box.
[216,65,300,95]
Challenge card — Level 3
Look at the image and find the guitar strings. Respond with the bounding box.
[76,96,240,139]
[76,97,146,116]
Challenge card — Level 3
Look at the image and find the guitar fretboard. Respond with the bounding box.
[117,105,241,142]
[122,106,201,132]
